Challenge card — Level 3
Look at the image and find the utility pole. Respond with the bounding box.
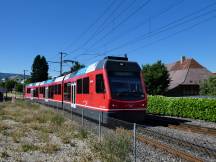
[48,52,71,76]
[23,70,28,99]
[59,52,69,76]
[60,52,63,76]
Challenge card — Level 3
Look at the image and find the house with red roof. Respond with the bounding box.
[165,56,214,96]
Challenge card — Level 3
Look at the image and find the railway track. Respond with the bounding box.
[36,102,216,162]
[168,123,216,137]
[134,132,204,162]
[143,114,216,137]
[137,125,216,162]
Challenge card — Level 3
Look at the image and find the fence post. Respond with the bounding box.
[98,112,101,142]
[133,123,136,162]
[62,104,64,116]
[82,108,84,126]
[71,108,73,120]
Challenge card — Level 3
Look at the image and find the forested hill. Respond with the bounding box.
[0,72,24,80]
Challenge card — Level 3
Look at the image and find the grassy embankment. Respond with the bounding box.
[0,100,131,162]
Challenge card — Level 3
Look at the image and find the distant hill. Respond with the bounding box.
[0,72,29,81]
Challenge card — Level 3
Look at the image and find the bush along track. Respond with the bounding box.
[147,96,216,122]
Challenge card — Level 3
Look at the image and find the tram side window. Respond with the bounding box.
[54,85,58,94]
[83,77,89,94]
[64,83,71,101]
[58,84,61,94]
[27,88,31,94]
[77,79,83,94]
[42,87,45,97]
[48,86,54,99]
[39,87,44,94]
[34,88,39,97]
[96,74,105,93]
[43,87,45,97]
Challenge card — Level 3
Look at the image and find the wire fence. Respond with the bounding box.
[58,107,142,161]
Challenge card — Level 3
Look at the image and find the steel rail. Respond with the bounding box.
[168,123,216,137]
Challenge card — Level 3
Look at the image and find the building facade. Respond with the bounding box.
[165,56,214,96]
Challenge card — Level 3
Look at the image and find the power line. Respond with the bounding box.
[81,0,138,49]
[122,14,216,54]
[93,0,184,51]
[67,0,141,59]
[70,0,151,60]
[102,2,216,53]
[62,0,117,52]
[85,0,151,51]
[86,4,216,62]
[65,0,121,54]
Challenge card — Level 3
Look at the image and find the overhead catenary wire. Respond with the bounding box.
[125,14,216,54]
[80,0,138,48]
[62,0,117,53]
[85,7,216,63]
[69,0,138,59]
[68,0,182,62]
[92,0,185,51]
[70,0,151,60]
[56,1,216,69]
[101,2,216,54]
[82,1,216,62]
[84,0,152,51]
[65,0,123,55]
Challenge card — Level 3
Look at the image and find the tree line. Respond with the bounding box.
[0,54,215,96]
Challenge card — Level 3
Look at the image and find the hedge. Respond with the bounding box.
[147,96,216,122]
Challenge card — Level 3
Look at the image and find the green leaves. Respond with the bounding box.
[142,61,170,95]
[147,96,216,122]
[200,76,216,96]
[31,55,49,82]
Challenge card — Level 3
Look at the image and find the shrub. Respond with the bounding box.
[200,76,216,96]
[147,96,216,122]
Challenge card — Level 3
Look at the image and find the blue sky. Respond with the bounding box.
[0,0,216,77]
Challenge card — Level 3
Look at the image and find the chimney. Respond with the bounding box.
[181,56,186,64]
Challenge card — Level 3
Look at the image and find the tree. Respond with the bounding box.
[5,80,17,92]
[70,61,85,73]
[142,60,170,95]
[25,77,32,84]
[200,76,216,96]
[31,55,49,82]
[0,82,5,88]
[15,83,23,92]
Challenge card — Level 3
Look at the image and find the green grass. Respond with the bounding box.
[0,151,10,158]
[21,144,39,152]
[78,128,88,139]
[11,128,25,143]
[50,114,65,126]
[41,143,60,154]
[91,128,131,162]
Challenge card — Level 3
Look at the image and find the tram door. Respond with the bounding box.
[30,89,34,100]
[71,82,76,108]
[45,87,48,102]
